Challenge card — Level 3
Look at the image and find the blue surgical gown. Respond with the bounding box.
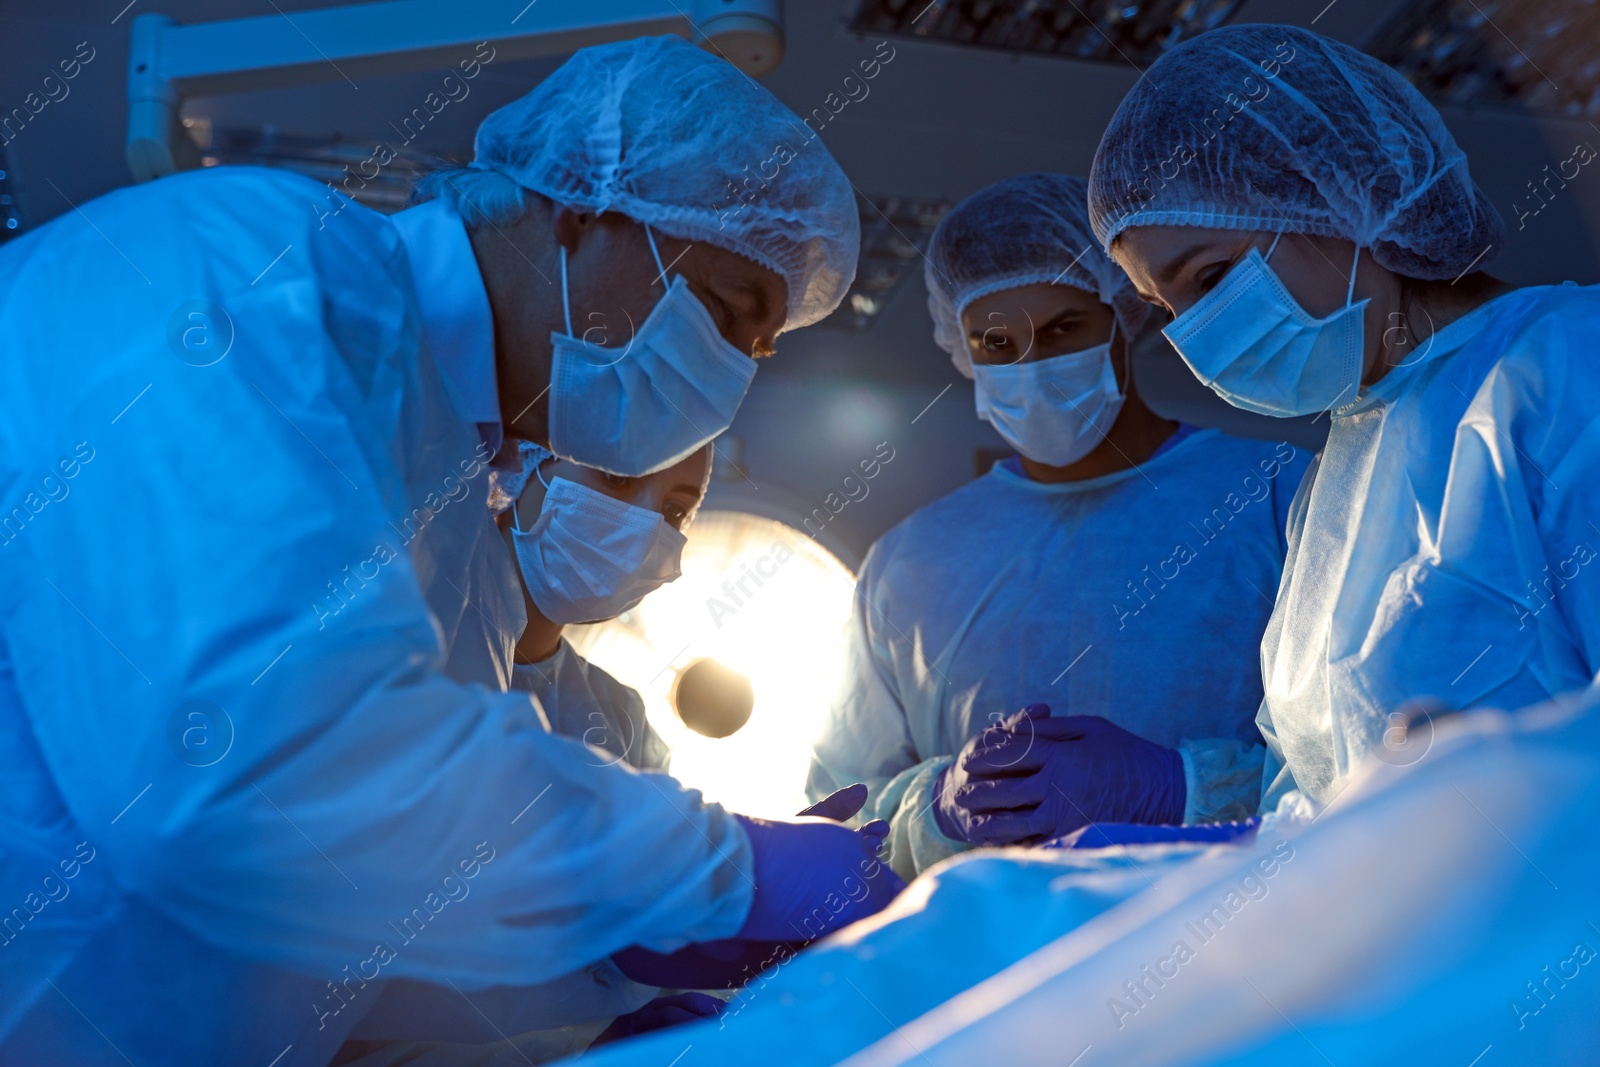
[512,640,671,773]
[0,167,751,1066]
[808,429,1310,877]
[1259,283,1600,808]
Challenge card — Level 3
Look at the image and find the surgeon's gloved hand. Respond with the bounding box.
[733,814,905,942]
[936,705,1186,845]
[934,704,1050,843]
[797,783,869,822]
[611,787,883,990]
[590,992,726,1047]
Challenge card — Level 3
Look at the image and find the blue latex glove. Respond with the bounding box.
[936,705,1185,845]
[589,992,725,1047]
[733,814,904,942]
[612,785,886,988]
[1050,818,1260,850]
[797,782,869,822]
[933,704,1049,843]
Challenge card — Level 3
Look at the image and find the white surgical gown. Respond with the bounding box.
[0,167,751,1067]
[809,430,1310,877]
[1259,283,1600,809]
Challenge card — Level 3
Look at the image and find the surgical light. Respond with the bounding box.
[566,510,856,818]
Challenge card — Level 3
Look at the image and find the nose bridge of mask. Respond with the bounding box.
[980,314,1120,392]
[542,476,667,538]
[1163,229,1368,418]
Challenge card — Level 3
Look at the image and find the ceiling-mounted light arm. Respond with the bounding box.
[125,0,784,182]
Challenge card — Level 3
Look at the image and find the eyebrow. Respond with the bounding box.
[966,306,1085,337]
[669,483,703,499]
[1155,241,1223,285]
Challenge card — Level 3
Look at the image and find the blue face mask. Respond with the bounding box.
[548,225,757,477]
[510,463,685,626]
[971,320,1125,467]
[1163,233,1367,418]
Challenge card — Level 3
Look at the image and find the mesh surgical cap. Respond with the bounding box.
[1089,25,1504,280]
[473,35,860,331]
[926,173,1150,378]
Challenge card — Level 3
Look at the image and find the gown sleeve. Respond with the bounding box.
[807,546,969,878]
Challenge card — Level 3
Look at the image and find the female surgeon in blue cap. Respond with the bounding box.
[1090,24,1600,812]
[808,173,1312,879]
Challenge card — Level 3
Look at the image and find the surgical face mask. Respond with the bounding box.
[971,321,1125,467]
[510,473,686,626]
[1163,233,1367,418]
[548,225,757,477]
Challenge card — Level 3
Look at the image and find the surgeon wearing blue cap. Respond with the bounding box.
[1090,25,1600,810]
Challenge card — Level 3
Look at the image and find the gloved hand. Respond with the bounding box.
[734,814,904,942]
[612,786,883,989]
[1051,818,1259,850]
[797,782,869,822]
[933,704,1048,843]
[589,992,725,1047]
[935,704,1185,845]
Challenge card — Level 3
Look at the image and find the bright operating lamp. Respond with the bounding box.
[672,658,755,738]
[564,509,855,817]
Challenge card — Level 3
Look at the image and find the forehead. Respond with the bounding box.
[961,282,1105,328]
[1113,225,1250,277]
[675,242,786,303]
[670,445,713,488]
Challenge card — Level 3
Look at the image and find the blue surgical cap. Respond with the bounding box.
[926,173,1150,378]
[473,36,860,331]
[1088,25,1505,280]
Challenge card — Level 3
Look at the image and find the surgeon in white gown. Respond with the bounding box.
[0,36,896,1067]
[1090,24,1600,808]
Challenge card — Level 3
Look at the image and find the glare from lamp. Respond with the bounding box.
[566,510,856,817]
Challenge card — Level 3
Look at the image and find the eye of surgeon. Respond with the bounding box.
[1088,24,1600,809]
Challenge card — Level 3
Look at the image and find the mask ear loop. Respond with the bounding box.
[511,457,555,535]
[1107,315,1126,400]
[643,224,670,288]
[1263,231,1286,262]
[559,245,574,337]
[1345,244,1360,308]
